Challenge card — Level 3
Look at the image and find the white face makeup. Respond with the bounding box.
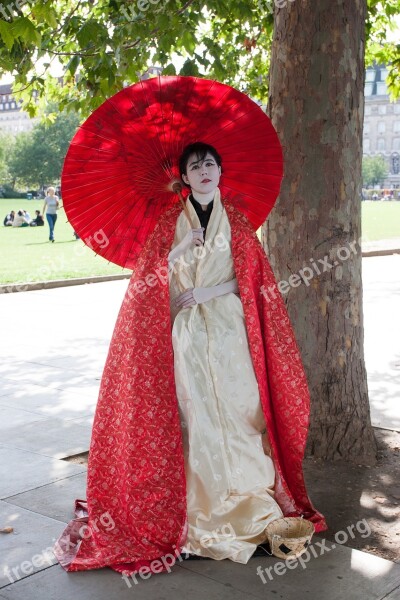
[181,152,222,200]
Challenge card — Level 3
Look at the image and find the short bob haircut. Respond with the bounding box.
[179,142,222,188]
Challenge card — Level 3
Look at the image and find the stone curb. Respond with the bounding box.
[362,249,400,258]
[0,249,398,294]
[0,273,132,294]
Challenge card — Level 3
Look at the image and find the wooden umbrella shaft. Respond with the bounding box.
[172,181,194,229]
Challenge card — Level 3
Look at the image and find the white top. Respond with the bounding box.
[44,196,58,215]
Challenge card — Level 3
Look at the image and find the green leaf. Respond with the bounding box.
[181,30,197,54]
[180,59,200,76]
[77,20,108,48]
[11,17,41,46]
[66,55,80,76]
[0,21,15,51]
[163,63,176,75]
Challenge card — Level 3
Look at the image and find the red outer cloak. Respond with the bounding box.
[53,198,327,576]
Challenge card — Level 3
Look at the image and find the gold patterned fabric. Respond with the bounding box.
[169,188,283,563]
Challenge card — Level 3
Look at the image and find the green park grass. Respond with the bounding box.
[361,200,400,243]
[0,199,132,285]
[0,198,399,285]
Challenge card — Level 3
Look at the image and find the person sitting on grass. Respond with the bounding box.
[30,210,45,227]
[3,210,15,226]
[12,210,30,227]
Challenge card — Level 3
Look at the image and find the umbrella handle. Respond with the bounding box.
[172,181,194,229]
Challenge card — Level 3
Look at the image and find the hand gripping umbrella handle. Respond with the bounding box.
[172,181,194,229]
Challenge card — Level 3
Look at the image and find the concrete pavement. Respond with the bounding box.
[0,255,399,599]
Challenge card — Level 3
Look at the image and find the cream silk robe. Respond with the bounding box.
[169,188,283,563]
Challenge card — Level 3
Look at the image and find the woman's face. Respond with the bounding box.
[181,152,221,195]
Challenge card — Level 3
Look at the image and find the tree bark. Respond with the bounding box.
[264,0,377,464]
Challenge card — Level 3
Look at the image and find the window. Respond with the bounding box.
[394,104,400,114]
[5,103,9,109]
[363,123,370,134]
[378,138,385,151]
[363,138,370,151]
[380,68,388,80]
[378,105,386,115]
[366,69,375,83]
[365,83,373,97]
[392,154,400,174]
[378,122,385,134]
[393,138,400,151]
[377,82,387,95]
[394,121,400,134]
[365,105,372,116]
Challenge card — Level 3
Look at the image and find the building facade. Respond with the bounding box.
[0,84,39,134]
[363,64,400,189]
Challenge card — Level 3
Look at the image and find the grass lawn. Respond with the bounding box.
[0,199,132,285]
[361,200,400,241]
[1,198,399,285]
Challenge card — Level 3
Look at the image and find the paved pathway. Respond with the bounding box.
[0,256,399,599]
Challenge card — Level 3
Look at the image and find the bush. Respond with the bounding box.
[0,184,26,199]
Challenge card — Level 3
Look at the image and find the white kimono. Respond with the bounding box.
[169,188,283,563]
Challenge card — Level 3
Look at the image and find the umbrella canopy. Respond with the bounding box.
[61,75,284,269]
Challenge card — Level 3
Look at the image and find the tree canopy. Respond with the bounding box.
[362,154,389,186]
[7,105,79,187]
[0,0,399,118]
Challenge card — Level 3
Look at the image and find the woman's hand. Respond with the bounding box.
[174,279,239,310]
[181,227,204,250]
[174,286,216,309]
[168,228,204,265]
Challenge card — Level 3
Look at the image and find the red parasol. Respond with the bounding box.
[61,75,284,270]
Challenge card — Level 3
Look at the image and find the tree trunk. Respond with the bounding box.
[264,0,377,464]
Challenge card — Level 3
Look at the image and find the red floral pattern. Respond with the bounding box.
[53,197,327,577]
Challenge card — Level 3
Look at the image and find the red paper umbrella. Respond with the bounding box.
[61,75,284,269]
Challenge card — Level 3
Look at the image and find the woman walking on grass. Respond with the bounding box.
[42,186,59,242]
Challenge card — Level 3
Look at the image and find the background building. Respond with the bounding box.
[363,64,400,189]
[0,84,39,134]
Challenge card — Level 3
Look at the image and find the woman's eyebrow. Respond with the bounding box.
[188,158,215,167]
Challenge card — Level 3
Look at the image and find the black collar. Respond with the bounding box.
[189,194,214,215]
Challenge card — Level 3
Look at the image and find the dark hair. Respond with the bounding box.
[35,210,40,215]
[17,210,23,216]
[179,142,222,187]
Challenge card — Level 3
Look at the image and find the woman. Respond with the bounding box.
[54,142,327,577]
[42,186,59,242]
[168,143,283,562]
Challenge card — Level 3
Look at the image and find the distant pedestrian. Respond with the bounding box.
[42,186,59,242]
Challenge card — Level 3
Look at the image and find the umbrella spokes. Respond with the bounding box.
[61,76,283,269]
